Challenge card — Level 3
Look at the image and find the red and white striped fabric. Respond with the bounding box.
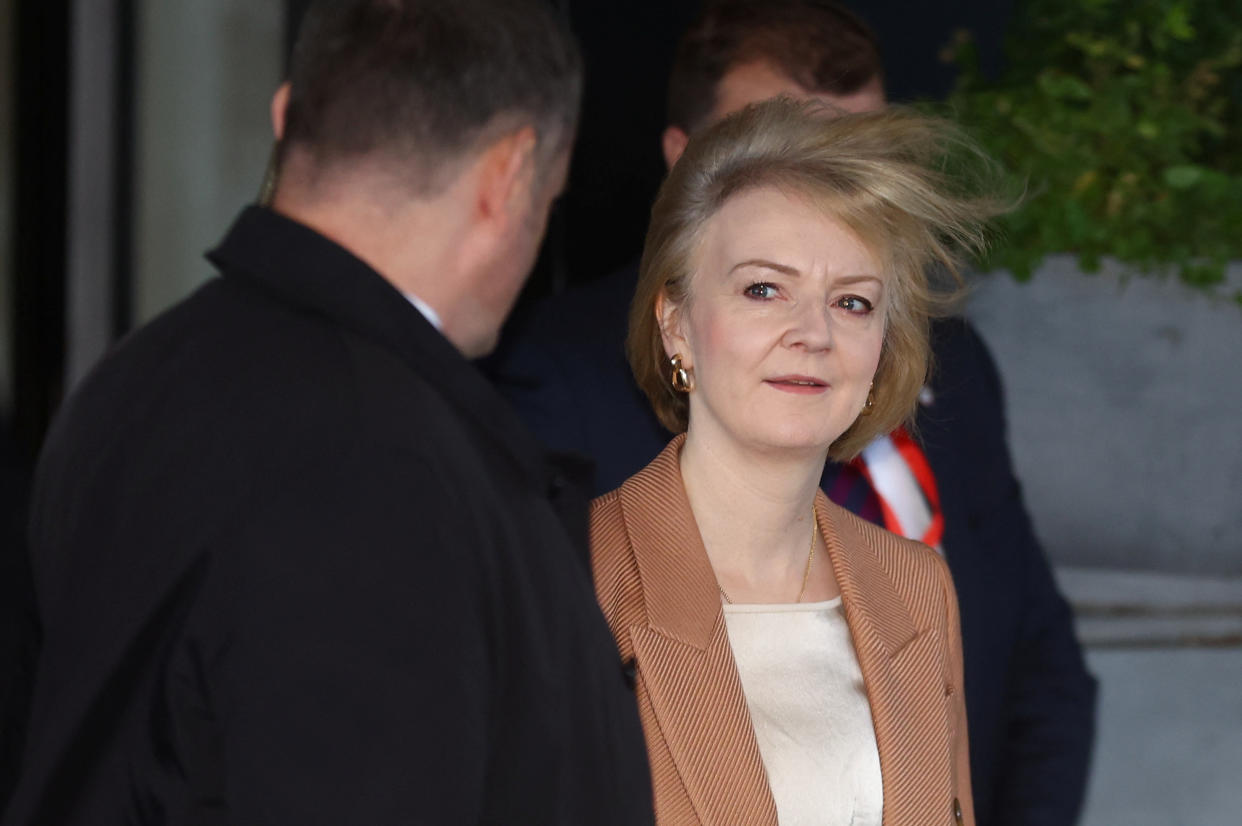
[856,427,945,551]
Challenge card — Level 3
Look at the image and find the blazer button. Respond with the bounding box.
[953,797,964,826]
[621,657,637,690]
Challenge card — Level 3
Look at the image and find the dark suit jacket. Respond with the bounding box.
[487,261,1097,826]
[4,208,653,825]
[593,437,973,826]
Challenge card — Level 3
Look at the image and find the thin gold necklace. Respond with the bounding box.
[718,507,818,605]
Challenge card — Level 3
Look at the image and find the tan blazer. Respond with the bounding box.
[591,436,974,826]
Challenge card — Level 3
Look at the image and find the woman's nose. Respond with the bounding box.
[783,299,833,351]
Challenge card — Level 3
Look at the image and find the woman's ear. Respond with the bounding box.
[661,125,690,171]
[271,81,291,140]
[656,291,691,367]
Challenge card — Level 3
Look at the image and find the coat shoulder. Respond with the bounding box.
[589,489,642,658]
[828,500,956,615]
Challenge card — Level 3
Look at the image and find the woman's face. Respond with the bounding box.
[661,186,886,457]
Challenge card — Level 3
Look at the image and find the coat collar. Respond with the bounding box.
[206,206,554,490]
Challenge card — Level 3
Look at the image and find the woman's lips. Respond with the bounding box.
[764,376,829,394]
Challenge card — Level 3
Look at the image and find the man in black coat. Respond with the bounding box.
[0,418,34,813]
[4,2,652,824]
[487,3,1097,824]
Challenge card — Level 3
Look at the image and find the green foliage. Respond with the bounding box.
[943,0,1242,287]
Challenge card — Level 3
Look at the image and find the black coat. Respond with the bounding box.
[4,208,653,825]
[0,420,35,813]
[486,261,1098,826]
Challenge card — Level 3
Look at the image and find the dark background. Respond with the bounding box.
[279,0,1014,306]
[544,0,1013,298]
[6,0,1013,461]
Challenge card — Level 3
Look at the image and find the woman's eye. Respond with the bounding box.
[744,282,778,300]
[835,295,874,314]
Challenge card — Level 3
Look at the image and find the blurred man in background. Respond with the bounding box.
[488,2,1097,824]
[4,2,652,823]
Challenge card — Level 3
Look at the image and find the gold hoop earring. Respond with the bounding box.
[670,354,694,393]
[861,382,875,416]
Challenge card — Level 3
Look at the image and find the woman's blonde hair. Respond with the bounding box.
[628,97,1008,460]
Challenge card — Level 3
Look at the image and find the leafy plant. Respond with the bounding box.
[943,0,1242,288]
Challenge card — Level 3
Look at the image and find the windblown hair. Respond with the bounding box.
[280,0,582,193]
[667,0,883,134]
[629,98,1009,460]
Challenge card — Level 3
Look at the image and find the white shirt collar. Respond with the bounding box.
[402,291,442,331]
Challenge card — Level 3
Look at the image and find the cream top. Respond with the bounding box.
[723,597,883,826]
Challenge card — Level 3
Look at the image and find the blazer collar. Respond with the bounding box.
[206,206,553,488]
[618,434,920,658]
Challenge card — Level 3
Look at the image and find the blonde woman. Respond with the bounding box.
[591,98,1004,826]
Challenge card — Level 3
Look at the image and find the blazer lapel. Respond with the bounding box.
[818,495,956,825]
[618,439,777,825]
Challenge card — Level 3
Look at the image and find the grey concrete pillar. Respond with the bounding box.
[966,259,1242,575]
[133,0,282,323]
[65,0,121,390]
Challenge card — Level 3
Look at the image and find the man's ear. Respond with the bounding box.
[655,290,691,366]
[271,82,291,140]
[661,125,690,172]
[476,126,538,226]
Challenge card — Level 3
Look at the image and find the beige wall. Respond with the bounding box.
[133,1,282,323]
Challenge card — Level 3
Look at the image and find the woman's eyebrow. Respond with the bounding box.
[728,258,800,276]
[833,274,884,287]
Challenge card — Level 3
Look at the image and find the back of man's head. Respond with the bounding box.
[667,0,883,134]
[280,0,582,194]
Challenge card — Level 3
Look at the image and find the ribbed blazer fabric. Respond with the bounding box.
[591,435,974,826]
